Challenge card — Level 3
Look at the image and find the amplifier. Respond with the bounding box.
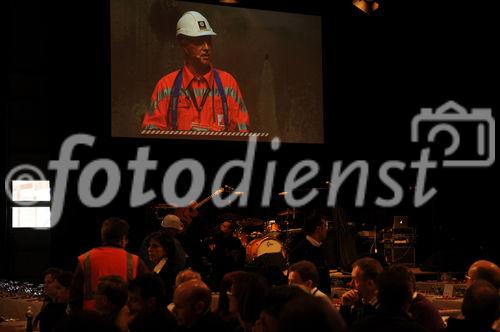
[384,244,415,266]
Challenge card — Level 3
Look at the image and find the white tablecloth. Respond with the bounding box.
[0,296,42,320]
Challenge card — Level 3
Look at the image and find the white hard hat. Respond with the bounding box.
[176,11,217,37]
[161,214,183,231]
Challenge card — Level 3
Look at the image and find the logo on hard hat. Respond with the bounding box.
[198,21,207,30]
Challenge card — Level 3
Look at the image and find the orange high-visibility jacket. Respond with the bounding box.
[142,65,250,132]
[78,247,139,310]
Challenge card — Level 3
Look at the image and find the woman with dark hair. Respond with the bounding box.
[146,231,180,303]
[223,271,269,332]
[216,273,241,331]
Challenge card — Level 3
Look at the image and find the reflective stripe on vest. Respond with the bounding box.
[126,253,133,281]
[83,253,93,300]
[169,68,228,130]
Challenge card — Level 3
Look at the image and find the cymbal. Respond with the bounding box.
[236,218,264,227]
[284,228,302,233]
[277,208,298,216]
[217,213,242,221]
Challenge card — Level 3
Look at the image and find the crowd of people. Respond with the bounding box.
[31,215,500,332]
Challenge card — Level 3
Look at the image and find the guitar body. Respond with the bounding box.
[174,203,199,226]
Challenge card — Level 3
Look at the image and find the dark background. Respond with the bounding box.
[4,0,498,280]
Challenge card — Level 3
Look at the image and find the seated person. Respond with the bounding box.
[253,285,309,332]
[276,294,347,332]
[172,279,228,331]
[94,275,129,332]
[446,280,500,332]
[168,268,203,312]
[127,273,177,332]
[225,271,269,332]
[350,264,428,332]
[35,267,62,328]
[339,257,383,326]
[37,270,73,332]
[288,260,332,306]
[466,260,500,289]
[408,269,445,332]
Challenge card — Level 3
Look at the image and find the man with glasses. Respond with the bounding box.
[339,257,383,327]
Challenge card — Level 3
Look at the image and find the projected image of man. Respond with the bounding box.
[142,11,250,132]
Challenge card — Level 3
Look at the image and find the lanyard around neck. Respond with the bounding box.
[187,79,211,114]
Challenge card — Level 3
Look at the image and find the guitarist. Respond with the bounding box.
[174,201,209,273]
[149,187,232,278]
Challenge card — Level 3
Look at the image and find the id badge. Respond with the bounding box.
[217,114,224,127]
[191,122,210,131]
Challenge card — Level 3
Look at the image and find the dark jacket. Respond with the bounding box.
[288,238,331,295]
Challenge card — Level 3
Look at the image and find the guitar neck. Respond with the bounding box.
[193,188,224,209]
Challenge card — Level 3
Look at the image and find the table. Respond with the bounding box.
[0,296,42,320]
[424,295,462,311]
[0,320,29,332]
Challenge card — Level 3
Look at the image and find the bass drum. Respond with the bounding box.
[246,237,285,262]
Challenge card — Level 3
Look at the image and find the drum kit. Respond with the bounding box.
[233,208,303,263]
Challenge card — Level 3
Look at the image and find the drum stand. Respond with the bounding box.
[280,209,297,254]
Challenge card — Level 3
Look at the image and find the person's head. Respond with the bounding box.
[254,285,308,332]
[225,271,269,325]
[147,231,176,265]
[161,214,183,237]
[461,280,500,327]
[95,275,128,315]
[288,260,319,292]
[43,267,62,299]
[466,259,500,289]
[303,213,328,242]
[175,269,202,288]
[52,271,73,303]
[176,11,216,71]
[172,280,211,327]
[276,295,342,332]
[220,220,234,236]
[350,257,383,300]
[128,274,166,316]
[101,217,129,248]
[376,264,414,313]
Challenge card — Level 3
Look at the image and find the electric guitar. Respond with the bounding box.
[174,185,234,225]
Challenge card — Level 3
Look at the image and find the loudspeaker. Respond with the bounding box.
[384,244,415,266]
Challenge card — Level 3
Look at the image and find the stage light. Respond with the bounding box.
[352,0,380,15]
